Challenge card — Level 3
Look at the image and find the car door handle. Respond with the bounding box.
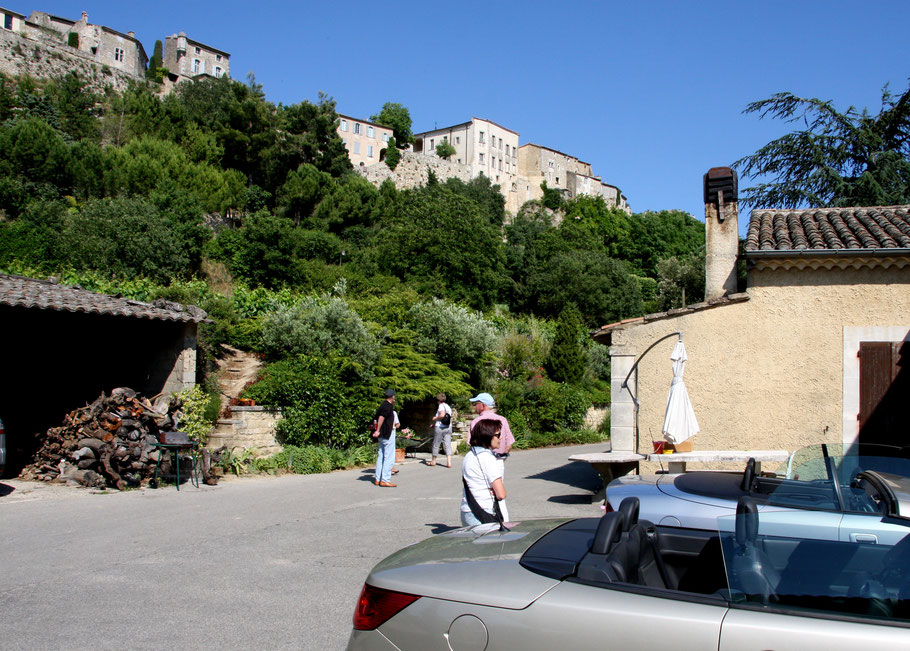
[851,533,878,544]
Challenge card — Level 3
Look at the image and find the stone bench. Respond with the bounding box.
[568,451,647,502]
[646,449,790,475]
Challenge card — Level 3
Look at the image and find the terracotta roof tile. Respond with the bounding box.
[746,205,910,252]
[0,274,208,323]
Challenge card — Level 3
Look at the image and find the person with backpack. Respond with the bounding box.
[428,393,453,467]
[460,418,509,527]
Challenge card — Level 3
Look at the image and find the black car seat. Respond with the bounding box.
[728,496,780,603]
[577,511,625,583]
[616,496,671,589]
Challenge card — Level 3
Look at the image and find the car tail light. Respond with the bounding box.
[353,583,420,630]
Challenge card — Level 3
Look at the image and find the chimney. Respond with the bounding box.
[128,31,135,38]
[703,167,739,300]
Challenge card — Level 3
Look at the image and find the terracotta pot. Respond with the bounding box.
[395,448,405,463]
[671,439,694,453]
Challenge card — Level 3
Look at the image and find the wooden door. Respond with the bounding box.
[858,341,909,448]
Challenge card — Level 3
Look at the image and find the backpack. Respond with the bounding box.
[440,406,451,427]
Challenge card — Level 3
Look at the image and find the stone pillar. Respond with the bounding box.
[609,353,637,453]
[704,167,740,301]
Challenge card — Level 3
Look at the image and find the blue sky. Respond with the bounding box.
[30,0,910,235]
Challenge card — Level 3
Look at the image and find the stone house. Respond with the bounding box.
[336,113,393,168]
[162,30,229,81]
[26,10,147,77]
[0,6,25,32]
[595,173,910,470]
[517,143,630,213]
[0,274,208,476]
[411,118,523,212]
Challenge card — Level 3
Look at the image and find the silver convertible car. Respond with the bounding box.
[347,497,910,650]
[608,444,910,545]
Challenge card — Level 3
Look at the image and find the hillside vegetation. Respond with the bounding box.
[0,72,706,458]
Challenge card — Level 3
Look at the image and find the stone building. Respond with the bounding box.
[337,113,393,168]
[596,170,910,472]
[26,10,147,77]
[518,143,630,213]
[412,118,523,212]
[163,30,229,81]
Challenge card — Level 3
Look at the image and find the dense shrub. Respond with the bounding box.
[242,356,367,448]
[260,296,379,373]
[408,298,496,382]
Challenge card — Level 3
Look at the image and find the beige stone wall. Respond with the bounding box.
[207,407,283,457]
[358,150,473,189]
[0,26,144,92]
[163,33,229,81]
[608,263,910,473]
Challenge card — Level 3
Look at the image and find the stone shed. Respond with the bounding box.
[0,274,207,476]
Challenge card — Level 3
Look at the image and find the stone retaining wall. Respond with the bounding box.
[207,406,282,457]
[0,28,145,93]
[357,151,473,190]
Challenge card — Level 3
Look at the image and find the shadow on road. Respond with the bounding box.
[0,482,15,497]
[525,462,601,491]
[547,493,595,505]
[426,522,461,534]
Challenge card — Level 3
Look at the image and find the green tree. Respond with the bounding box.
[373,186,508,308]
[62,196,192,282]
[146,40,163,81]
[436,140,456,159]
[384,137,401,169]
[735,81,910,208]
[547,304,585,384]
[371,102,413,148]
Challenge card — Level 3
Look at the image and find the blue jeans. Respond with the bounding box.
[375,435,395,483]
[461,510,482,527]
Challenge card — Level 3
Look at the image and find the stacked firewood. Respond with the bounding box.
[19,387,214,490]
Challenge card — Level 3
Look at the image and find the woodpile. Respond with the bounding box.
[19,387,217,490]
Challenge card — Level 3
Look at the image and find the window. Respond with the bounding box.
[506,161,510,172]
[367,126,374,138]
[114,48,124,62]
[499,159,503,171]
[354,142,360,154]
[499,138,503,150]
[214,66,222,78]
[382,133,389,142]
[430,138,434,149]
[455,136,460,144]
[368,145,374,158]
[4,14,12,30]
[492,156,496,168]
[192,59,200,73]
[216,54,222,62]
[354,123,361,135]
[505,144,509,156]
[479,153,485,164]
[548,160,554,168]
[195,46,201,55]
[340,119,348,132]
[479,131,485,144]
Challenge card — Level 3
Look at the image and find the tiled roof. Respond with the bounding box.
[591,293,750,340]
[0,274,208,323]
[745,205,910,253]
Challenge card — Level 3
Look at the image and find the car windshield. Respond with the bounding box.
[718,512,910,622]
[759,444,910,514]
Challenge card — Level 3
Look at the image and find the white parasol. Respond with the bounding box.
[662,340,700,445]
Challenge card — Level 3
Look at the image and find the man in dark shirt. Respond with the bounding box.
[373,389,397,487]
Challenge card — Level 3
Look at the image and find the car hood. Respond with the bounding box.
[365,518,571,609]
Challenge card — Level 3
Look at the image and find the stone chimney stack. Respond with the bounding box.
[703,167,739,300]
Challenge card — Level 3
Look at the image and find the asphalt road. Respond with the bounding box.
[0,442,610,650]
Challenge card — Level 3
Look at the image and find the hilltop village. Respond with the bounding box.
[0,5,629,215]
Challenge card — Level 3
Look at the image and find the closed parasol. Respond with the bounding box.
[662,340,700,445]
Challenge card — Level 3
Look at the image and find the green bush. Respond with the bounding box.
[242,356,367,448]
[260,296,379,373]
[408,298,496,382]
